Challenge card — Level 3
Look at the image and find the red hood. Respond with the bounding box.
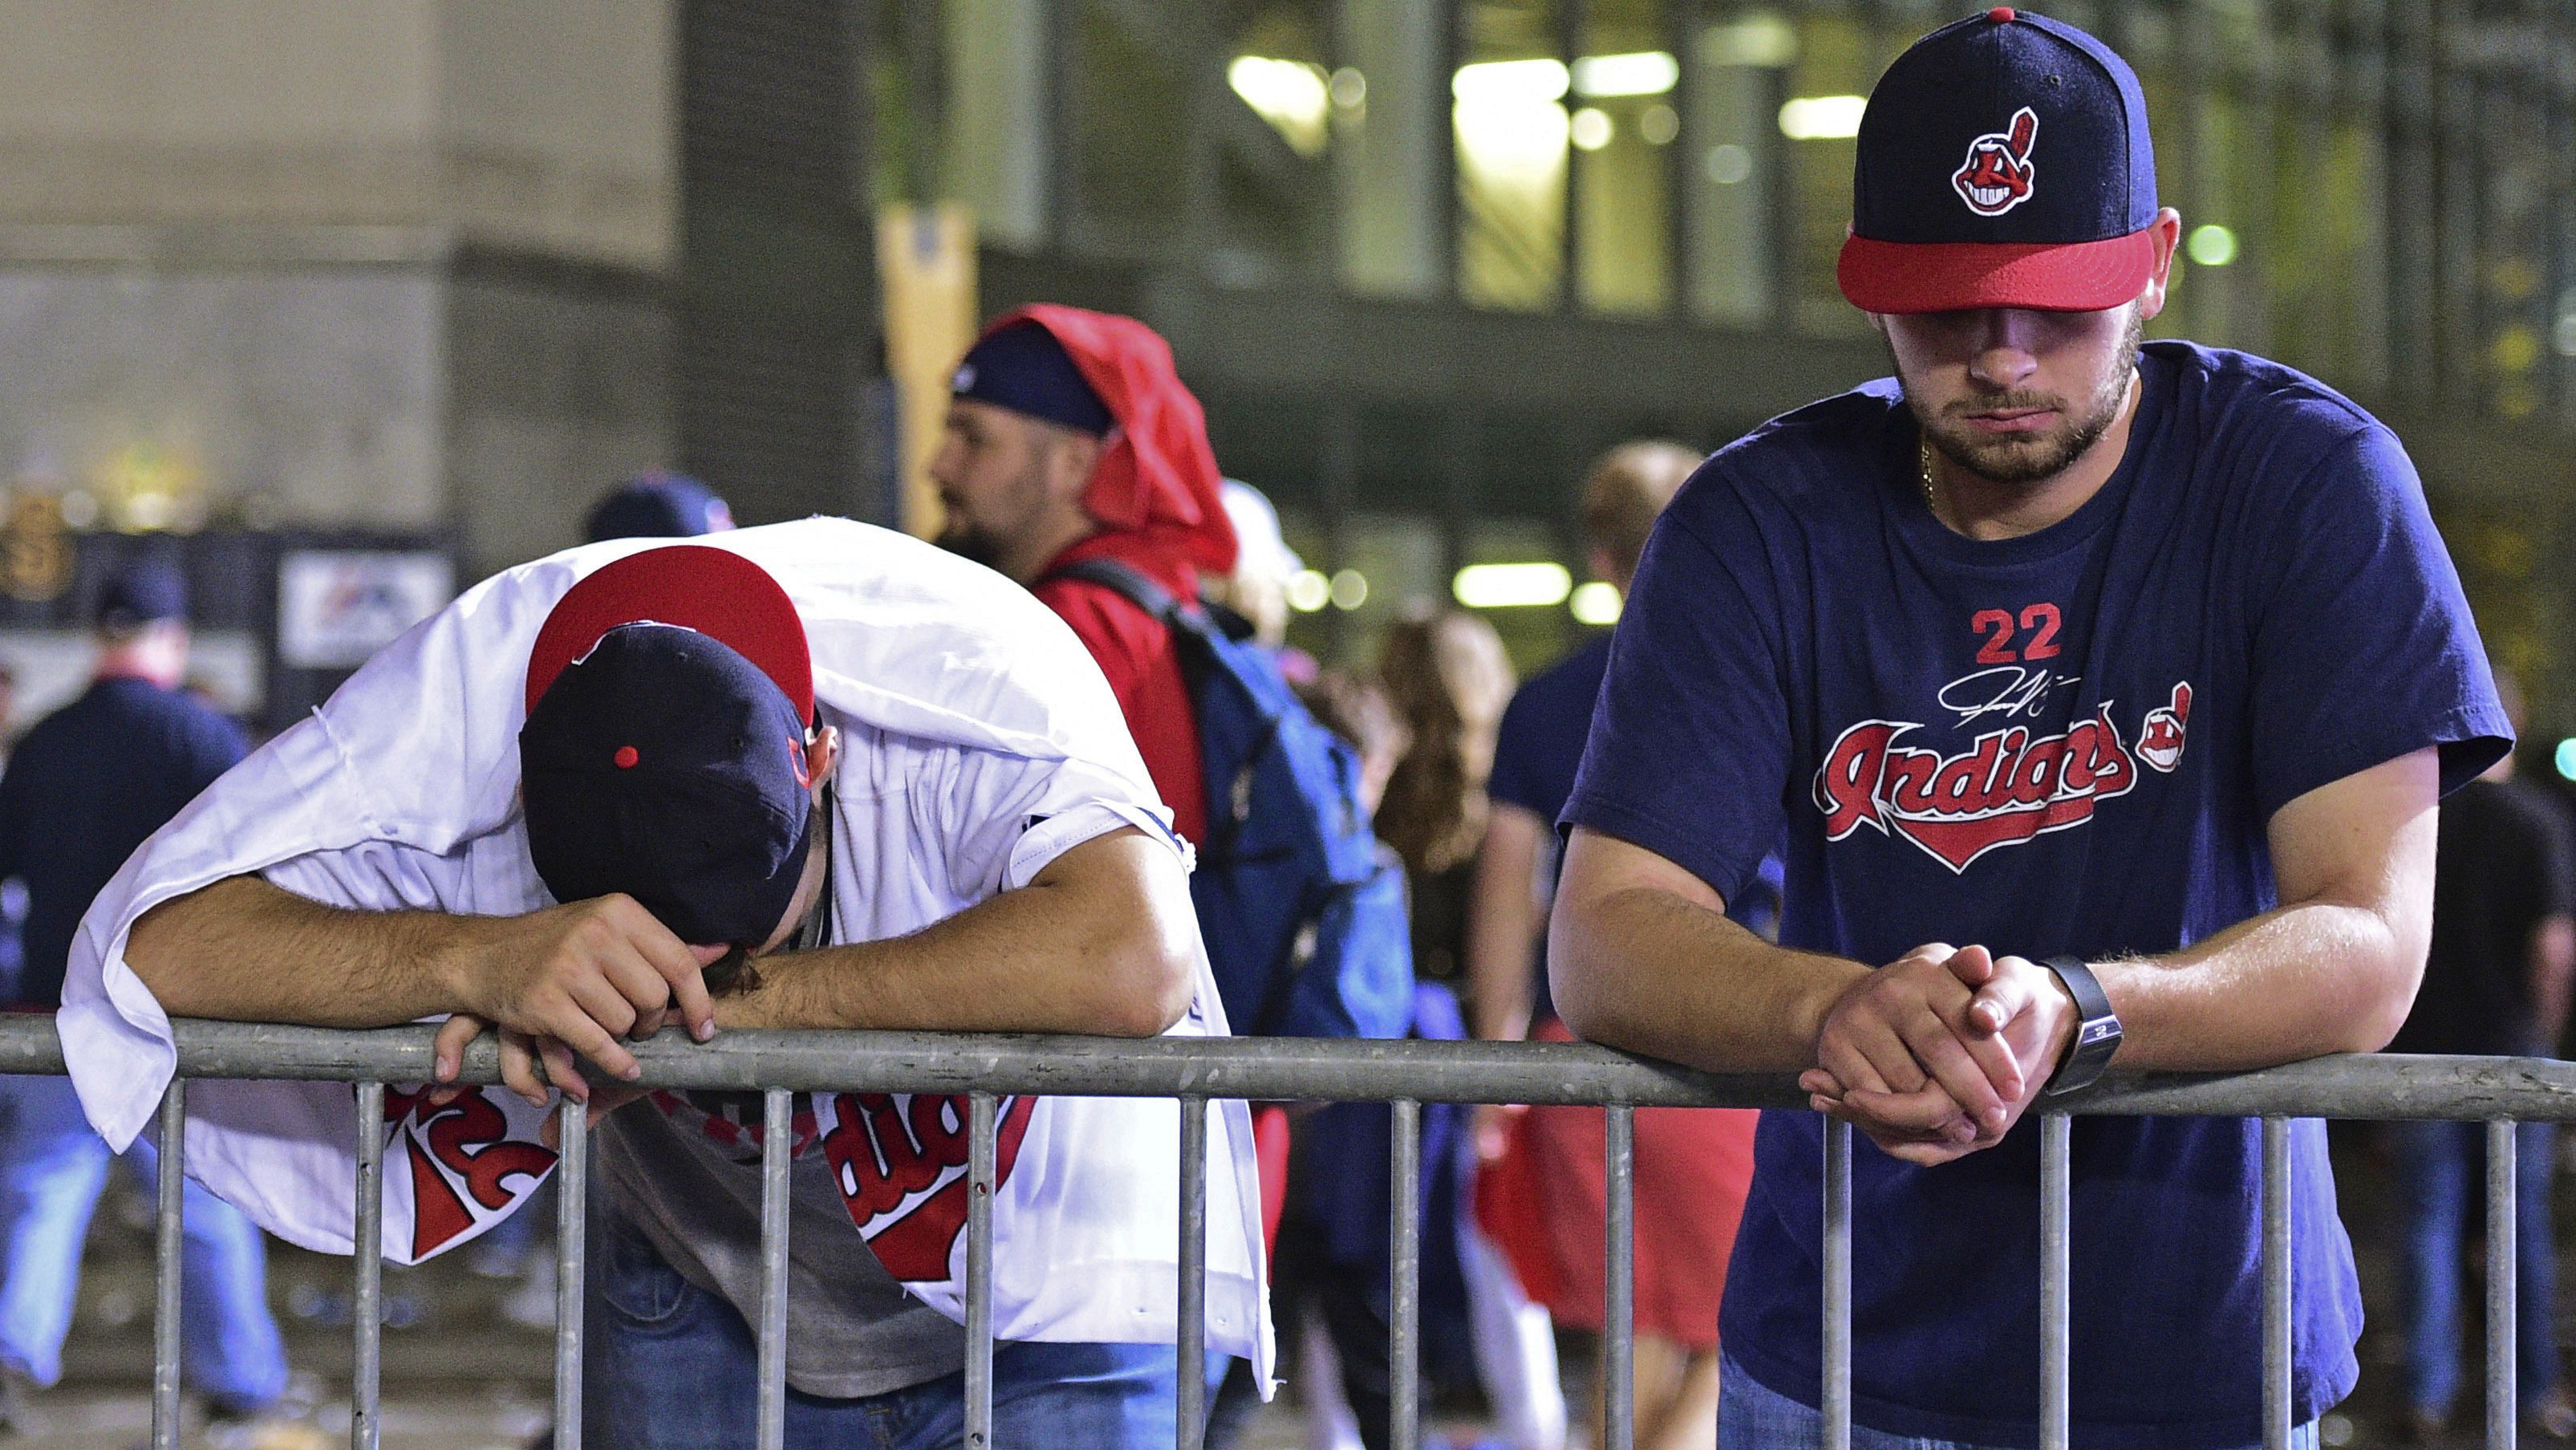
[981,304,1238,578]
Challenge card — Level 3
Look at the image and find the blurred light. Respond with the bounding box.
[1778,95,1866,140]
[1705,143,1753,185]
[2185,224,2237,267]
[1641,105,1680,145]
[1287,569,1331,613]
[1453,59,1569,105]
[1329,67,1366,109]
[1701,14,1799,67]
[2557,737,2576,782]
[1570,108,1613,150]
[2553,311,2576,358]
[2493,323,2542,375]
[1329,569,1369,610]
[59,490,97,529]
[1454,562,1572,609]
[1571,51,1678,97]
[1570,581,1622,625]
[1230,56,1331,157]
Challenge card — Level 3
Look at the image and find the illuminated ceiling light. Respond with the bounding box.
[1329,67,1366,108]
[1571,51,1679,98]
[1705,143,1753,184]
[1454,562,1572,609]
[2558,737,2576,782]
[1230,55,1331,157]
[1778,95,1866,140]
[1702,14,1799,67]
[1570,107,1613,151]
[1640,105,1680,145]
[1329,569,1369,610]
[1452,58,1570,105]
[1570,581,1622,625]
[1287,569,1331,613]
[2185,223,2238,267]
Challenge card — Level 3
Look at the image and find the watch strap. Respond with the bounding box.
[2041,954,2121,1096]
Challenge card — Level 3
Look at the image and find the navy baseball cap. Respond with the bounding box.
[95,559,188,628]
[1838,7,2160,315]
[951,320,1115,437]
[584,473,736,543]
[519,546,818,947]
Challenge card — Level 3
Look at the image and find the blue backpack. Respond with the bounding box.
[1048,559,1413,1039]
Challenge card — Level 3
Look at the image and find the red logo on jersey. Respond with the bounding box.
[382,1087,557,1260]
[1953,107,2039,216]
[1812,688,2188,871]
[819,1092,1037,1281]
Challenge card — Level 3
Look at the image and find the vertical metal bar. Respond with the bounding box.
[2489,1118,2518,1450]
[2039,1113,2071,1450]
[151,1080,185,1450]
[553,1099,586,1450]
[352,1081,385,1450]
[1604,1107,1637,1450]
[2261,1117,2291,1450]
[966,1094,997,1450]
[757,1089,792,1450]
[1391,1098,1422,1450]
[1177,1096,1208,1450]
[1823,1119,1852,1450]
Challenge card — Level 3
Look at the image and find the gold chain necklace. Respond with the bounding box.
[1917,438,1941,516]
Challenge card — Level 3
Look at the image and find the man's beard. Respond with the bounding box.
[935,519,1006,570]
[1904,310,2144,488]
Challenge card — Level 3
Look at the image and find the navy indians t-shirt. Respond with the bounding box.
[1564,341,2508,1448]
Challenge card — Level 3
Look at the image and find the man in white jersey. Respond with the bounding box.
[55,520,1269,1448]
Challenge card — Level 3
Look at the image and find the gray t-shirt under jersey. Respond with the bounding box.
[598,1095,965,1399]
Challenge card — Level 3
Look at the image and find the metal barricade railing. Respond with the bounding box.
[6,1017,2574,1450]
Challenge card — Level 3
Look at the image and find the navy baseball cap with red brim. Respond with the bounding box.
[1836,6,2160,315]
[519,546,819,948]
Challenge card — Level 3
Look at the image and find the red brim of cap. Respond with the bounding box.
[1836,226,2160,314]
[525,545,814,723]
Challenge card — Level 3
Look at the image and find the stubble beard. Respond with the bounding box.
[1906,309,2145,489]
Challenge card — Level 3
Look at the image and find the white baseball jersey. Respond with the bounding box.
[55,518,1272,1373]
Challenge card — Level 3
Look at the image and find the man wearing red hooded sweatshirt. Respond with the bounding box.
[930,306,1237,867]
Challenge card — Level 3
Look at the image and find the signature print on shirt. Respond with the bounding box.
[1813,679,2197,872]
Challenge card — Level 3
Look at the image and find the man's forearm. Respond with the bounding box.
[716,830,1195,1038]
[2091,898,2423,1072]
[1551,867,1863,1071]
[126,875,473,1027]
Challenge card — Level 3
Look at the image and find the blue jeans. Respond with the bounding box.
[586,1209,1182,1448]
[2387,1118,2561,1417]
[1716,1352,2318,1450]
[0,1074,287,1408]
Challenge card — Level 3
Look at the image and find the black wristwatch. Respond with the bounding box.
[2041,955,2121,1095]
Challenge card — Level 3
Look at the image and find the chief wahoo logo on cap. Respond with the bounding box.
[1953,106,2038,216]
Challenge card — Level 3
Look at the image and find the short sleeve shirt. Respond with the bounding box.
[1565,342,2508,1447]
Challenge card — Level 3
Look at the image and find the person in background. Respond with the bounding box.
[1377,607,1515,989]
[2383,668,2576,1444]
[584,471,736,542]
[0,562,302,1441]
[1467,443,1759,1450]
[1211,478,1316,683]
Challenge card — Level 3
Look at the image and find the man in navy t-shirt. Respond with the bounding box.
[1550,10,2506,1450]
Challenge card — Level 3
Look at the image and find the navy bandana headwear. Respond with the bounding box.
[951,320,1116,437]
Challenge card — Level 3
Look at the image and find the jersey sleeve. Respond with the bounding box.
[1561,491,1792,908]
[2245,425,2511,820]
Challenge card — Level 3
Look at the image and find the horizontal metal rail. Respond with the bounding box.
[18,1017,2576,1118]
[23,1016,2562,1450]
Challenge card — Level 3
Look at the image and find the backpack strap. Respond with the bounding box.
[1044,558,1187,623]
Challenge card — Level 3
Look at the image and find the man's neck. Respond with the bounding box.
[1006,516,1100,586]
[95,646,181,690]
[1926,371,2142,542]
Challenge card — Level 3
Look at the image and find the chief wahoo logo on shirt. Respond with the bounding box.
[1813,677,2193,873]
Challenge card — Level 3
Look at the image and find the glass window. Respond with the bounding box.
[1459,517,1574,674]
[1688,10,1795,327]
[1063,0,1189,255]
[940,0,1049,250]
[1456,0,1568,310]
[1215,3,1335,287]
[1779,12,1888,334]
[1572,0,1677,315]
